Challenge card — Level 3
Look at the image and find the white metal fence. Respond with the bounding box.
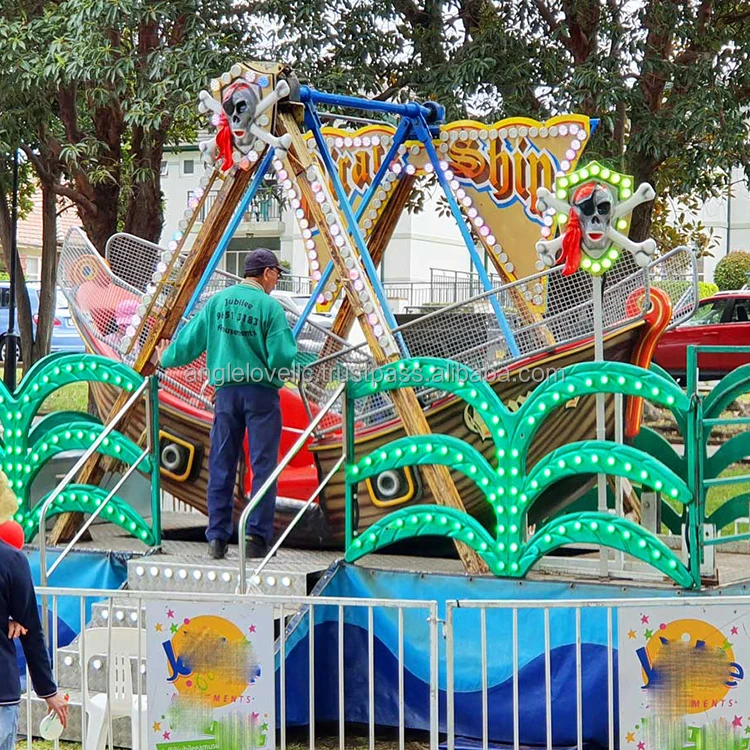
[21,587,439,750]
[21,587,744,750]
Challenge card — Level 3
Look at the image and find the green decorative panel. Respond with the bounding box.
[706,432,750,480]
[345,356,697,588]
[27,484,156,545]
[524,441,691,506]
[703,362,750,421]
[517,361,689,448]
[346,506,503,574]
[348,435,497,503]
[519,512,693,588]
[19,421,152,502]
[706,494,750,533]
[0,352,156,545]
[29,410,102,443]
[633,426,686,480]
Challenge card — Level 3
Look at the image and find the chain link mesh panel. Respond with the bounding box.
[60,227,697,435]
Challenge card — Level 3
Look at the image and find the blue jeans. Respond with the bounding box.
[206,383,282,546]
[0,704,19,750]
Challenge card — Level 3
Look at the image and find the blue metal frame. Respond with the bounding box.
[294,117,412,337]
[183,146,276,319]
[181,84,554,360]
[411,117,520,357]
[299,86,439,122]
[305,100,407,352]
[294,87,519,357]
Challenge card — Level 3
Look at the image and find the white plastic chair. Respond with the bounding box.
[80,627,148,750]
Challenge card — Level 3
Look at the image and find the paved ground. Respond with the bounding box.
[29,510,750,590]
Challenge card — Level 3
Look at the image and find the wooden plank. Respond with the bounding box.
[278,112,487,575]
[327,174,415,347]
[50,163,259,543]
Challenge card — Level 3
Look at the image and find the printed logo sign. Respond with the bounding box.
[147,601,274,750]
[619,607,749,749]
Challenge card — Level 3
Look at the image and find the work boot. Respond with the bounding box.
[208,539,228,560]
[246,534,268,559]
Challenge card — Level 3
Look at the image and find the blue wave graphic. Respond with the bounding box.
[278,621,618,747]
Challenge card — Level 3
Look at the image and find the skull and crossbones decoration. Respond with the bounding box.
[198,71,293,172]
[535,162,657,276]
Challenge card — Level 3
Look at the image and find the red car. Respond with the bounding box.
[653,291,750,381]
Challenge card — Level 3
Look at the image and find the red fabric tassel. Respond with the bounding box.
[561,210,582,276]
[215,82,251,172]
[216,112,234,172]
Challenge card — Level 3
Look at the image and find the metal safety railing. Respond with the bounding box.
[23,585,750,750]
[21,586,439,750]
[688,345,750,559]
[445,593,750,750]
[38,376,160,589]
[238,382,347,591]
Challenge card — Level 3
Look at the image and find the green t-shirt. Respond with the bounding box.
[161,281,298,389]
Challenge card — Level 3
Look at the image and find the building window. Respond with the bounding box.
[183,159,194,175]
[24,256,41,281]
[225,252,240,277]
[160,160,168,176]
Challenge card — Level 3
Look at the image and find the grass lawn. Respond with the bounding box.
[36,381,89,415]
[661,464,750,535]
[6,367,90,415]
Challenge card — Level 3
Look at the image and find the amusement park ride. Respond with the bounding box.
[35,60,707,583]
[18,59,750,750]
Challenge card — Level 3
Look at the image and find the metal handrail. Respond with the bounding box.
[38,377,151,587]
[239,382,346,591]
[246,455,346,588]
[45,447,151,579]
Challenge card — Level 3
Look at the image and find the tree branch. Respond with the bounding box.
[57,85,82,144]
[23,145,99,215]
[696,0,713,35]
[536,0,572,52]
[51,182,98,215]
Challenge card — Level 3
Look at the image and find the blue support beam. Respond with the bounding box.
[411,117,520,358]
[299,86,440,122]
[293,117,412,338]
[183,147,276,320]
[304,101,407,354]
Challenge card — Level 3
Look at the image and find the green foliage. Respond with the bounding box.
[650,191,720,259]
[255,0,750,235]
[0,1,256,250]
[652,280,718,304]
[699,282,719,300]
[714,251,750,291]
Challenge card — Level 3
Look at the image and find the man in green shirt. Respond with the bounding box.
[158,248,298,560]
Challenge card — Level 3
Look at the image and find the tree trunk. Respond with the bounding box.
[124,128,166,244]
[0,170,33,376]
[29,179,58,366]
[626,153,659,243]
[75,185,120,256]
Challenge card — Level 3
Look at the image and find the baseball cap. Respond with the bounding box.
[244,248,285,276]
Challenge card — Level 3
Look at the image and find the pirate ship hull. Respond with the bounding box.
[84,321,644,547]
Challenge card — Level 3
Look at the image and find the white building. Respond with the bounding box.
[159,144,481,292]
[162,143,750,293]
[694,167,750,282]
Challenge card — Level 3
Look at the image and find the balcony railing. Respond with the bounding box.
[198,186,283,223]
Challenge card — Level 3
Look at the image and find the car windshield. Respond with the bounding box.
[56,291,69,309]
[684,299,728,326]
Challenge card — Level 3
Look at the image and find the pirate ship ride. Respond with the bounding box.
[55,61,697,551]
